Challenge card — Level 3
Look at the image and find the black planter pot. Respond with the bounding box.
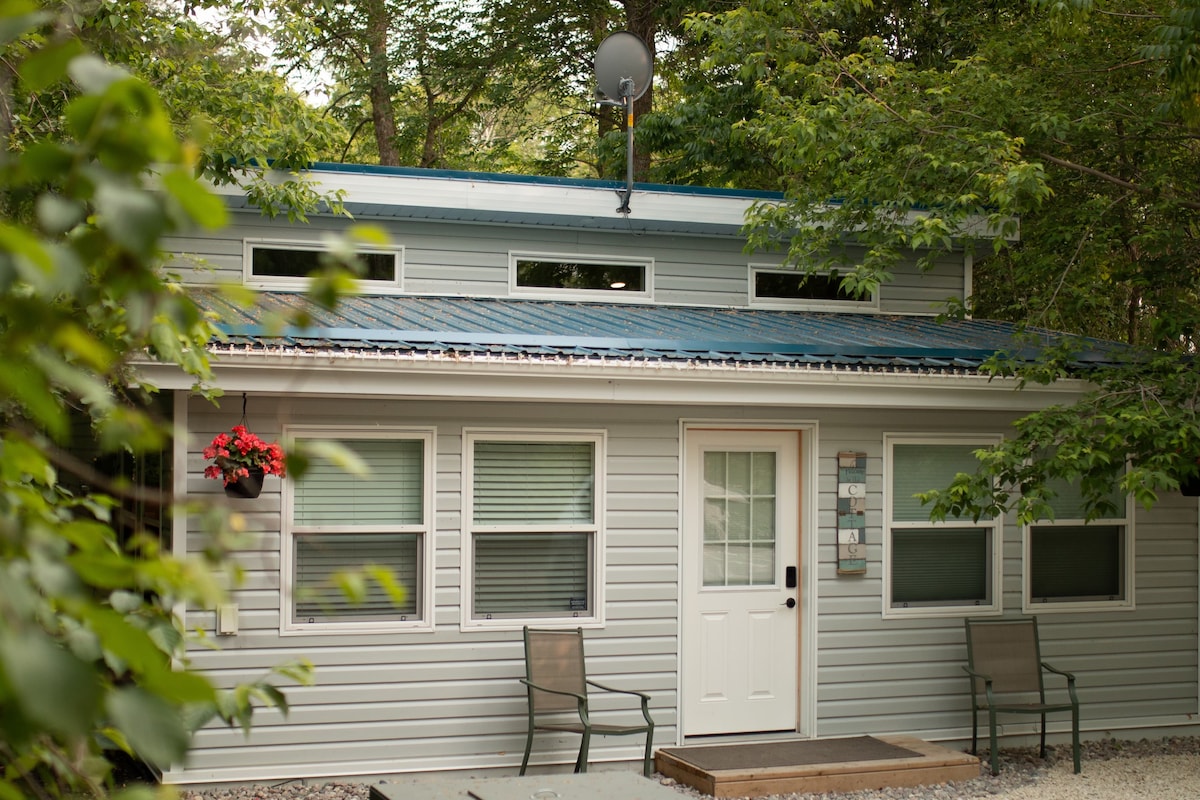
[1181,475,1200,497]
[224,468,265,499]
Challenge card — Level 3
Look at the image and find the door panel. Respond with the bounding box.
[682,429,800,736]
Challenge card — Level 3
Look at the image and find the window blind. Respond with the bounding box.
[892,528,989,605]
[473,441,594,524]
[294,439,423,526]
[892,444,985,521]
[1030,524,1122,601]
[473,532,589,616]
[294,533,419,622]
[1041,477,1123,521]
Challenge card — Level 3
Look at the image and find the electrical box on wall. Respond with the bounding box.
[217,603,239,636]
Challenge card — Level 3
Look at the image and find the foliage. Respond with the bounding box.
[658,0,1200,517]
[67,0,347,219]
[258,0,612,172]
[0,3,314,797]
[920,347,1200,523]
[203,425,287,485]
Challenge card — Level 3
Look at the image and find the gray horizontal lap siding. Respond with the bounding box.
[178,397,682,782]
[812,413,1199,741]
[176,399,1197,784]
[161,212,964,312]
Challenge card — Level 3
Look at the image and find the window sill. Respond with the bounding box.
[1022,599,1135,614]
[883,604,1002,621]
[280,621,435,636]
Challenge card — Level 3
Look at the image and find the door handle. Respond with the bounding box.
[782,597,796,609]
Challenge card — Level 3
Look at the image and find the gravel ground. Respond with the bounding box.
[186,737,1200,800]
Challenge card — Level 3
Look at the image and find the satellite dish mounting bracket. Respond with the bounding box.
[593,32,653,215]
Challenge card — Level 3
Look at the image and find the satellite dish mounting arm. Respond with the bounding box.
[593,31,653,216]
[598,77,636,214]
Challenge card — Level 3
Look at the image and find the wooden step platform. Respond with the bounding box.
[655,735,981,798]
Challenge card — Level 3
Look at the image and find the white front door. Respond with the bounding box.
[682,429,801,736]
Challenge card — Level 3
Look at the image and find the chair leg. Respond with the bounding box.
[988,709,999,776]
[1071,707,1081,774]
[519,728,535,776]
[969,704,978,755]
[642,727,655,777]
[1039,712,1047,759]
[574,732,591,774]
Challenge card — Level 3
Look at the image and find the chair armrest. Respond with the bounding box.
[1041,662,1080,705]
[1041,661,1076,681]
[585,680,655,726]
[962,665,996,707]
[586,679,650,701]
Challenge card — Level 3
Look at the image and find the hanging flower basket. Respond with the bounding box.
[204,425,286,499]
[224,467,267,499]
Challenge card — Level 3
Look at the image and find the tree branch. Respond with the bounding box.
[1034,150,1200,210]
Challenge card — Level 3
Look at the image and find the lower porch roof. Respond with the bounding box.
[198,291,1126,375]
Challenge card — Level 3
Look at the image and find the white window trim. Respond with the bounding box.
[749,264,879,312]
[1021,499,1135,614]
[280,425,436,636]
[461,427,606,631]
[882,433,1004,620]
[244,238,404,293]
[509,250,653,302]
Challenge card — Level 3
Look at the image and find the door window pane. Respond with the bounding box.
[703,450,777,587]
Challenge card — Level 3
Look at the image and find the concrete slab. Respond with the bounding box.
[371,772,682,800]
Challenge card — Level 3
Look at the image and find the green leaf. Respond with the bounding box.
[18,37,84,92]
[162,168,227,229]
[94,183,168,255]
[0,631,101,737]
[106,686,191,767]
[35,193,85,235]
[0,2,47,47]
[67,53,130,94]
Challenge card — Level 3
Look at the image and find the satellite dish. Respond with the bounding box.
[594,31,653,102]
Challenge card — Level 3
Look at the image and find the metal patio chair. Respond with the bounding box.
[963,617,1081,775]
[519,626,656,776]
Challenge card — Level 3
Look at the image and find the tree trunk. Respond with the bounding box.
[366,0,400,166]
[623,0,656,181]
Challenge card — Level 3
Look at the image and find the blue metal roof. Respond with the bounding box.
[200,292,1125,373]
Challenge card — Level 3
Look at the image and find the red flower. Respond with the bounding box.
[203,424,287,486]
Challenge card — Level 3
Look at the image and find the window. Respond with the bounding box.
[511,252,651,300]
[464,430,604,627]
[1024,477,1132,610]
[703,450,778,586]
[245,241,402,288]
[884,436,1003,617]
[751,266,877,310]
[282,428,434,634]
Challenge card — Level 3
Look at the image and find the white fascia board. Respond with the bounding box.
[208,167,1013,242]
[207,169,764,232]
[135,354,1087,413]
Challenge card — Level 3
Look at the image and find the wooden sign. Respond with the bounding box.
[837,452,867,575]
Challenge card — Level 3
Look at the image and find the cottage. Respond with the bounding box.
[142,165,1199,785]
